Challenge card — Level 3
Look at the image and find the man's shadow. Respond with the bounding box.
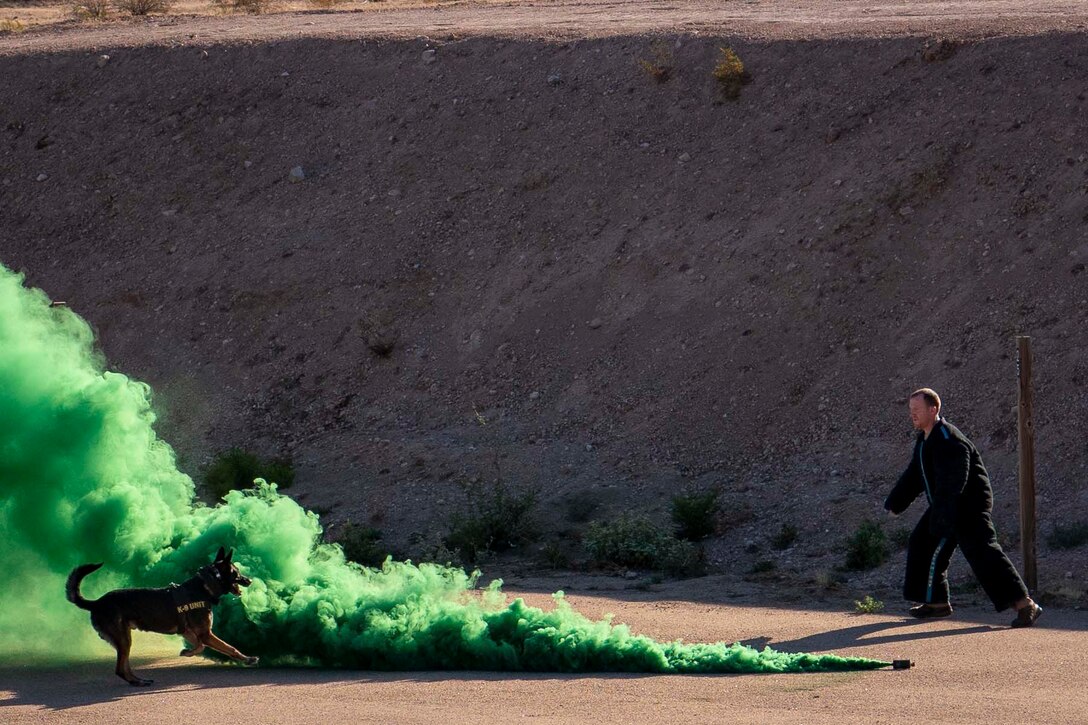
[740,618,1002,653]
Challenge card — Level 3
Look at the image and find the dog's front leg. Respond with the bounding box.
[201,631,259,666]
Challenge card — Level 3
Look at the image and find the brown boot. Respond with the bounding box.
[1011,602,1043,628]
[909,602,953,619]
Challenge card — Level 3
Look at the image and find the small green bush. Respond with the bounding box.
[771,523,798,550]
[203,448,295,500]
[337,524,388,568]
[1046,521,1088,550]
[539,541,571,570]
[562,489,603,524]
[844,520,888,571]
[585,513,704,577]
[444,480,538,564]
[406,530,459,567]
[670,489,720,541]
[890,527,912,550]
[854,595,885,614]
[748,559,776,575]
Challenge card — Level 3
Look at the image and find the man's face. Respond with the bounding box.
[908,396,939,430]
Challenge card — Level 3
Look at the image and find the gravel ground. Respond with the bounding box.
[2,586,1087,724]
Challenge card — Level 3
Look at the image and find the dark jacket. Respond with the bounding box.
[884,418,994,536]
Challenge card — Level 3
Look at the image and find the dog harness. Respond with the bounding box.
[167,564,225,627]
[168,584,209,614]
[175,599,208,614]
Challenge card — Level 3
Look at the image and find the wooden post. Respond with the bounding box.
[1016,336,1038,593]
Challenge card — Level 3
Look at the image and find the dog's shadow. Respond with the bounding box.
[0,657,665,712]
[0,658,360,711]
[4,661,162,711]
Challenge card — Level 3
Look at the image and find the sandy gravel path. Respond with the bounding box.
[3,592,1086,724]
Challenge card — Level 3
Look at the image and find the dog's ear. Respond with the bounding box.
[215,546,226,562]
[224,548,234,564]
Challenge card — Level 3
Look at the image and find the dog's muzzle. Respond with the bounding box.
[232,573,252,594]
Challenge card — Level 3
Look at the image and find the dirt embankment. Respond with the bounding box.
[1,21,1086,595]
[3,0,1088,42]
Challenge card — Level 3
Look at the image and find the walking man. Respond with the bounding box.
[884,388,1043,627]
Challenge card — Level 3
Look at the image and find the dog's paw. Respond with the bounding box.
[243,656,259,667]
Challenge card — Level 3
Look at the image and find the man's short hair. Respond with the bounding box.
[910,388,941,411]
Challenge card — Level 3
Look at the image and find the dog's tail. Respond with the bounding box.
[66,563,104,610]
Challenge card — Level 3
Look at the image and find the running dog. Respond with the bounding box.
[66,547,259,685]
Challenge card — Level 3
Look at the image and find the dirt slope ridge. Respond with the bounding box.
[1,30,1086,583]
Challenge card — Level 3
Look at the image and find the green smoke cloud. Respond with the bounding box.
[0,263,888,673]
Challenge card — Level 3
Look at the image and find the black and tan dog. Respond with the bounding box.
[66,547,259,686]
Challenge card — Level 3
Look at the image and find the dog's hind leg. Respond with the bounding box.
[116,626,154,686]
[96,615,153,687]
[180,631,205,657]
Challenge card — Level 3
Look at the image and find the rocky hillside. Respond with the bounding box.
[2,30,1086,596]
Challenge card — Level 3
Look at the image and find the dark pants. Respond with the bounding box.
[904,508,1029,612]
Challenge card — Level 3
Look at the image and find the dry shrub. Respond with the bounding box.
[357,309,399,358]
[308,0,347,7]
[0,18,27,33]
[116,0,171,14]
[213,0,273,13]
[922,39,960,63]
[70,0,112,20]
[712,46,752,99]
[638,39,674,83]
[771,522,799,550]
